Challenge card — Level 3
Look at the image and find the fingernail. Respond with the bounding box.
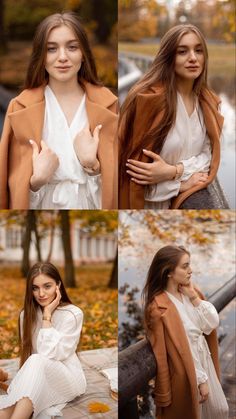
[127,159,130,162]
[143,149,147,152]
[98,124,102,129]
[29,139,33,144]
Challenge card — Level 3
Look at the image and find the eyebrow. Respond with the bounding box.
[33,282,53,287]
[177,43,202,48]
[47,40,79,44]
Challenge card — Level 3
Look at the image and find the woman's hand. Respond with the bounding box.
[126,149,178,184]
[180,172,208,192]
[179,281,201,306]
[29,140,59,191]
[73,124,101,174]
[43,286,61,317]
[198,382,209,403]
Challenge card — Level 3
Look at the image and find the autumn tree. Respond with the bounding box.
[119,0,159,41]
[59,210,76,288]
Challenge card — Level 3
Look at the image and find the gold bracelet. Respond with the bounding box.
[42,315,51,322]
[174,164,182,180]
[189,295,198,302]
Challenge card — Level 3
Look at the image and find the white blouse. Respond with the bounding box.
[145,93,211,208]
[30,86,101,209]
[165,292,219,385]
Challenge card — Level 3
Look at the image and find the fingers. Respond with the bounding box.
[142,149,160,160]
[126,162,151,176]
[199,394,208,404]
[126,169,151,181]
[92,124,102,145]
[29,139,39,159]
[127,159,152,169]
[130,178,153,185]
[40,140,49,151]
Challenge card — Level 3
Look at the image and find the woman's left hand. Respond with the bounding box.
[126,149,177,184]
[73,124,102,174]
[44,286,61,317]
[178,281,196,299]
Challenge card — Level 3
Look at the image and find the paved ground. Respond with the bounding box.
[0,347,118,418]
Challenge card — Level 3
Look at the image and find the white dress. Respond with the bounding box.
[0,304,86,419]
[165,292,229,419]
[30,86,101,209]
[145,93,212,209]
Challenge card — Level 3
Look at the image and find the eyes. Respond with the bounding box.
[47,45,79,53]
[177,47,203,55]
[32,284,52,291]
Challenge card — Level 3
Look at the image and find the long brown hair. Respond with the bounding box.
[119,24,209,183]
[142,245,190,328]
[19,262,72,367]
[24,12,101,89]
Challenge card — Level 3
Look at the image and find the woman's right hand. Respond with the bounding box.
[43,286,61,318]
[29,140,59,191]
[180,172,208,192]
[198,381,209,403]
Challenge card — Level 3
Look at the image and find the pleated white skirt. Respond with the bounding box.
[0,354,86,418]
[199,354,229,419]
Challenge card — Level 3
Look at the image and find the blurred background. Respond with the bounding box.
[0,209,118,357]
[0,0,117,129]
[118,209,235,417]
[119,0,235,209]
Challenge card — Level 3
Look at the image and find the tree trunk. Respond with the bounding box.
[21,211,34,277]
[46,222,55,262]
[59,210,76,287]
[0,0,7,54]
[32,211,41,262]
[108,248,118,288]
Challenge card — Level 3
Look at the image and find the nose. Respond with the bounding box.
[188,266,192,274]
[39,288,45,297]
[189,50,197,61]
[58,47,68,62]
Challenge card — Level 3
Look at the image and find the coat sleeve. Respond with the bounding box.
[36,309,83,361]
[146,301,172,407]
[0,99,14,209]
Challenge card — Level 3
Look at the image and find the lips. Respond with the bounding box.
[55,66,71,70]
[186,66,199,70]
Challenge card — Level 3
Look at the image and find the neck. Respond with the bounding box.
[48,77,83,98]
[176,78,194,98]
[165,281,180,298]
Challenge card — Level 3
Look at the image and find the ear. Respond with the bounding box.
[58,282,61,289]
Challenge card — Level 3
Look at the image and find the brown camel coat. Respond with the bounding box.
[146,291,220,419]
[119,85,224,209]
[0,82,118,209]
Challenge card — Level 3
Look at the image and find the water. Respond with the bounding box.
[218,94,236,208]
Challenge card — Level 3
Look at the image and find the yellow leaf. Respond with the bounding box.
[88,402,110,413]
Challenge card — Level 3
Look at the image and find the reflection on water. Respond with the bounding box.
[218,94,236,209]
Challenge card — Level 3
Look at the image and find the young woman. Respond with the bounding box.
[119,24,224,209]
[143,245,229,419]
[0,262,86,419]
[0,12,118,210]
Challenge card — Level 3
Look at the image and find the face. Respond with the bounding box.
[32,274,58,307]
[169,253,192,286]
[45,24,83,84]
[174,32,205,82]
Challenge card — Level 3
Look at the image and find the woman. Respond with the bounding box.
[143,245,229,419]
[119,24,224,209]
[0,12,118,210]
[0,262,86,419]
